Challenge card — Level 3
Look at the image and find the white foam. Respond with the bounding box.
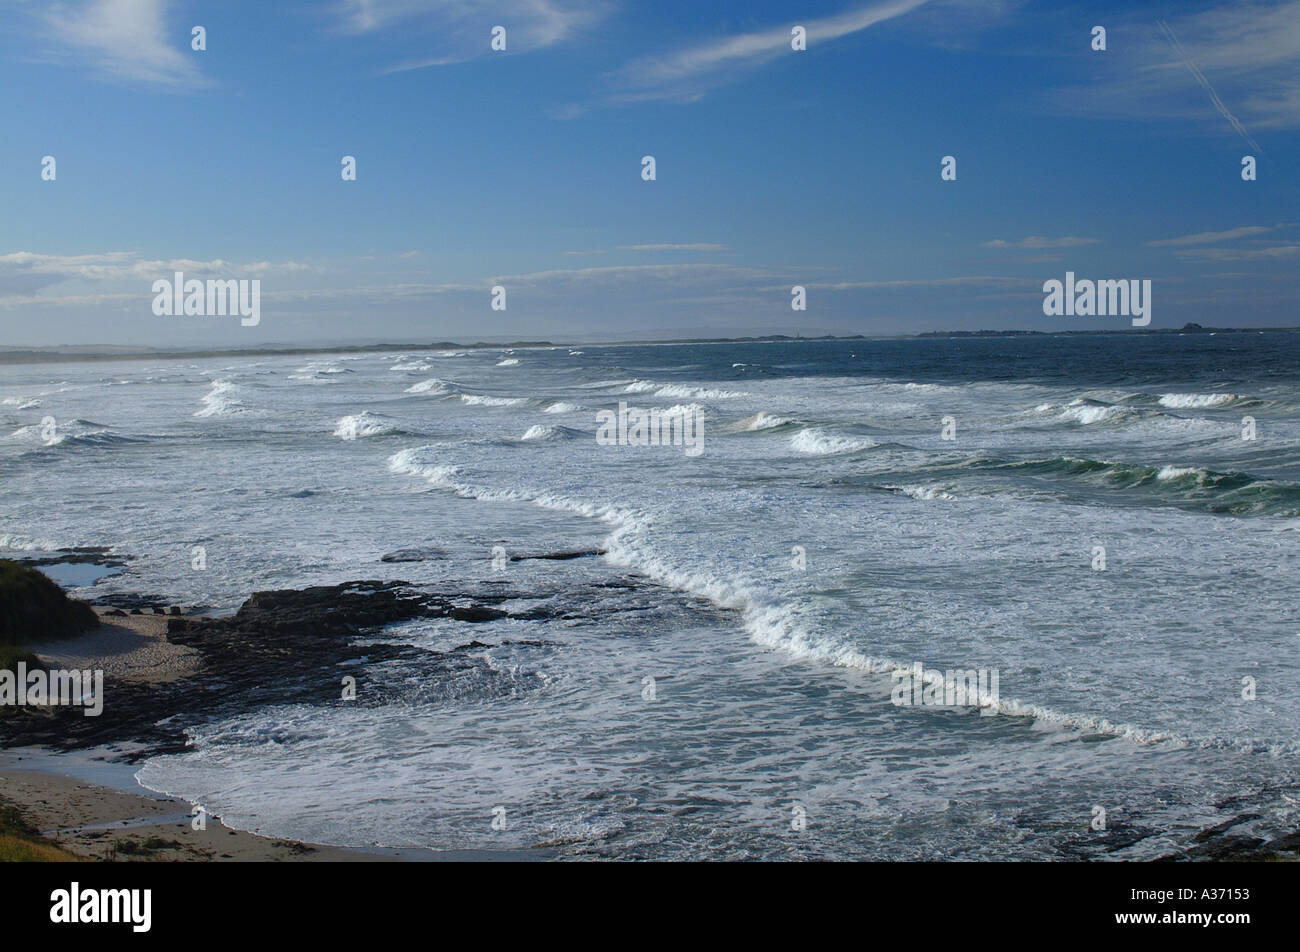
[0,534,71,551]
[1158,393,1237,409]
[659,403,704,418]
[7,423,65,445]
[1155,465,1203,482]
[496,358,521,367]
[736,411,794,431]
[404,378,451,394]
[460,394,528,407]
[194,379,246,417]
[789,427,877,455]
[1058,400,1126,425]
[386,446,461,484]
[334,412,398,440]
[624,380,746,399]
[895,484,955,501]
[379,444,1277,756]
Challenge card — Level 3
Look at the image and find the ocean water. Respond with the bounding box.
[4,334,1300,859]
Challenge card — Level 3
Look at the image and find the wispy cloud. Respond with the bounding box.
[1173,243,1300,262]
[1157,18,1262,152]
[336,0,611,72]
[815,276,1034,291]
[488,263,774,289]
[982,236,1099,249]
[41,0,206,87]
[617,243,727,252]
[1051,1,1300,132]
[1147,225,1285,247]
[609,0,931,103]
[0,251,317,303]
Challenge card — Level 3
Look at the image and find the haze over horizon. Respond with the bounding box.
[1,0,1297,348]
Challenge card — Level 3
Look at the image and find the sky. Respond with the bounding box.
[0,0,1296,348]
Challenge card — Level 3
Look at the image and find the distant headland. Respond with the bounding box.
[2,325,1298,365]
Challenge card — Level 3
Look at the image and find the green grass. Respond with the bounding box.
[0,646,44,719]
[113,835,183,856]
[0,559,99,646]
[0,801,84,862]
[0,645,43,673]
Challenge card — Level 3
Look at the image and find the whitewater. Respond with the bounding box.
[4,334,1300,859]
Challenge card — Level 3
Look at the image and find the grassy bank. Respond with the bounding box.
[0,558,98,647]
[0,800,83,862]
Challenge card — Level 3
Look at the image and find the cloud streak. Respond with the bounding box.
[982,236,1099,249]
[1157,18,1262,153]
[336,0,611,72]
[1147,225,1284,247]
[1050,2,1300,132]
[610,0,931,102]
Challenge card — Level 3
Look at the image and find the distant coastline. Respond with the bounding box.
[2,324,1298,365]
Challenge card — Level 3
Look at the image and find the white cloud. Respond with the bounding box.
[982,236,1099,249]
[1172,243,1300,261]
[336,0,611,71]
[489,262,774,290]
[617,243,728,252]
[1051,1,1300,131]
[610,0,932,102]
[814,276,1034,290]
[0,252,317,302]
[42,0,205,87]
[1147,225,1285,247]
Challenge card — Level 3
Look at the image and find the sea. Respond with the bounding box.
[3,332,1300,859]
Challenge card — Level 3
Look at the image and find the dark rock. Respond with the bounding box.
[380,547,448,563]
[11,546,128,569]
[94,593,170,612]
[0,579,553,758]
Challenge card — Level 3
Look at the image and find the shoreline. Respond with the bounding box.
[3,564,1297,862]
[1,583,555,862]
[0,752,543,862]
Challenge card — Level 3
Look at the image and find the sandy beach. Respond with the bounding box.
[1,608,384,860]
[35,607,201,684]
[0,764,397,862]
[1,597,548,862]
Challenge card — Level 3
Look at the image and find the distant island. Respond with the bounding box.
[916,323,1298,338]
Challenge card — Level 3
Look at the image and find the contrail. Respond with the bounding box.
[1157,19,1262,154]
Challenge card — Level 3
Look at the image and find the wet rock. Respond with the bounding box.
[1,580,550,759]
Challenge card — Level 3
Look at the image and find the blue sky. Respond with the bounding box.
[0,0,1296,347]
